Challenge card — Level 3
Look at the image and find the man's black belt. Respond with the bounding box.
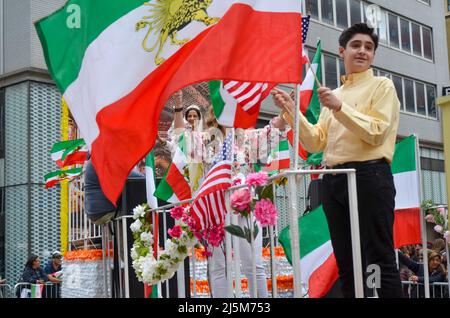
[327,158,387,170]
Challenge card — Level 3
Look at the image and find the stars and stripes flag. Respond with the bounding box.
[209,15,311,129]
[191,133,233,230]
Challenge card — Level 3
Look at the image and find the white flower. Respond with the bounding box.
[133,205,146,220]
[130,219,142,233]
[131,246,139,260]
[140,232,153,244]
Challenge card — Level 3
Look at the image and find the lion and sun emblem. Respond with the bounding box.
[136,0,220,66]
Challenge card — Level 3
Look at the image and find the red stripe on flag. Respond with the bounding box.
[308,253,339,298]
[393,207,421,248]
[165,166,191,201]
[287,129,308,160]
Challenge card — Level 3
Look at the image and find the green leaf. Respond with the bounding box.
[224,225,247,239]
[253,221,259,240]
[260,183,274,201]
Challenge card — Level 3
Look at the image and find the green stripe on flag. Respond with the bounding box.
[154,168,175,202]
[209,81,226,120]
[35,0,144,92]
[278,205,331,264]
[51,139,85,153]
[305,41,322,125]
[391,135,416,174]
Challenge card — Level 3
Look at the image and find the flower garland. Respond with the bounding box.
[130,204,197,285]
[422,200,449,242]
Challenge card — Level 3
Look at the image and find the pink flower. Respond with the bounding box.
[205,226,225,247]
[438,208,447,217]
[170,206,184,220]
[230,188,251,212]
[433,225,443,234]
[201,245,212,258]
[245,172,268,187]
[254,199,278,226]
[425,214,436,223]
[168,225,182,238]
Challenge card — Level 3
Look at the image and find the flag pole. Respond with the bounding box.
[415,134,430,298]
[287,13,304,297]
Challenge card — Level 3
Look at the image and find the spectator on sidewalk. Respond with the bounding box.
[44,251,63,298]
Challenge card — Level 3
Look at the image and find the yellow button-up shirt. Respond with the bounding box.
[283,68,400,167]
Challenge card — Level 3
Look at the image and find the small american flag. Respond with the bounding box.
[191,134,233,230]
[302,15,311,64]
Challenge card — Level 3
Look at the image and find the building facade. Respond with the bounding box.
[0,0,66,282]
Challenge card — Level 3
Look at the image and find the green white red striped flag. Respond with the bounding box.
[51,139,88,167]
[287,40,322,162]
[209,80,275,128]
[145,150,158,210]
[35,0,303,205]
[264,139,290,175]
[44,168,83,188]
[278,205,338,298]
[391,135,421,248]
[154,134,191,203]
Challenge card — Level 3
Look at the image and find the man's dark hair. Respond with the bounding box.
[339,23,379,51]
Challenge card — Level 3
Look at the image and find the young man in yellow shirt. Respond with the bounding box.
[272,23,403,298]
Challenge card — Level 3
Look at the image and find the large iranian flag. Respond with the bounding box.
[154,134,191,203]
[391,135,422,248]
[36,0,302,204]
[278,205,338,298]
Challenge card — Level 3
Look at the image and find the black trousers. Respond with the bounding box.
[322,161,403,298]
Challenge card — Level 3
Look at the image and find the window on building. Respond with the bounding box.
[417,0,431,5]
[321,0,334,25]
[350,0,362,26]
[388,13,400,48]
[392,75,403,110]
[448,0,450,11]
[421,147,447,205]
[339,58,345,78]
[415,82,426,116]
[400,18,411,52]
[426,85,437,118]
[422,27,433,60]
[336,0,348,28]
[306,0,319,20]
[404,79,415,113]
[0,88,4,159]
[324,55,338,90]
[377,10,388,44]
[411,23,422,56]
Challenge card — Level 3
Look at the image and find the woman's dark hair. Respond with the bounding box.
[184,107,201,121]
[339,23,379,51]
[25,255,39,268]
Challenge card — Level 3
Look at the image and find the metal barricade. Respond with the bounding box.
[13,282,60,298]
[0,284,13,298]
[401,281,449,298]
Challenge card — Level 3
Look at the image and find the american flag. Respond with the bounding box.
[191,133,233,230]
[221,15,311,115]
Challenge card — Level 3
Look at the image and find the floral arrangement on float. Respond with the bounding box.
[130,204,198,285]
[225,172,278,243]
[422,199,449,242]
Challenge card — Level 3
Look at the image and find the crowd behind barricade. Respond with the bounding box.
[4,251,64,298]
[397,239,449,298]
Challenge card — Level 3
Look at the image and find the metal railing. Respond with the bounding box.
[13,282,61,298]
[401,281,449,298]
[0,284,12,298]
[68,176,102,250]
[111,168,364,298]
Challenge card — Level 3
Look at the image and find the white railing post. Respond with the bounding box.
[347,170,364,298]
[287,172,303,298]
[224,198,234,298]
